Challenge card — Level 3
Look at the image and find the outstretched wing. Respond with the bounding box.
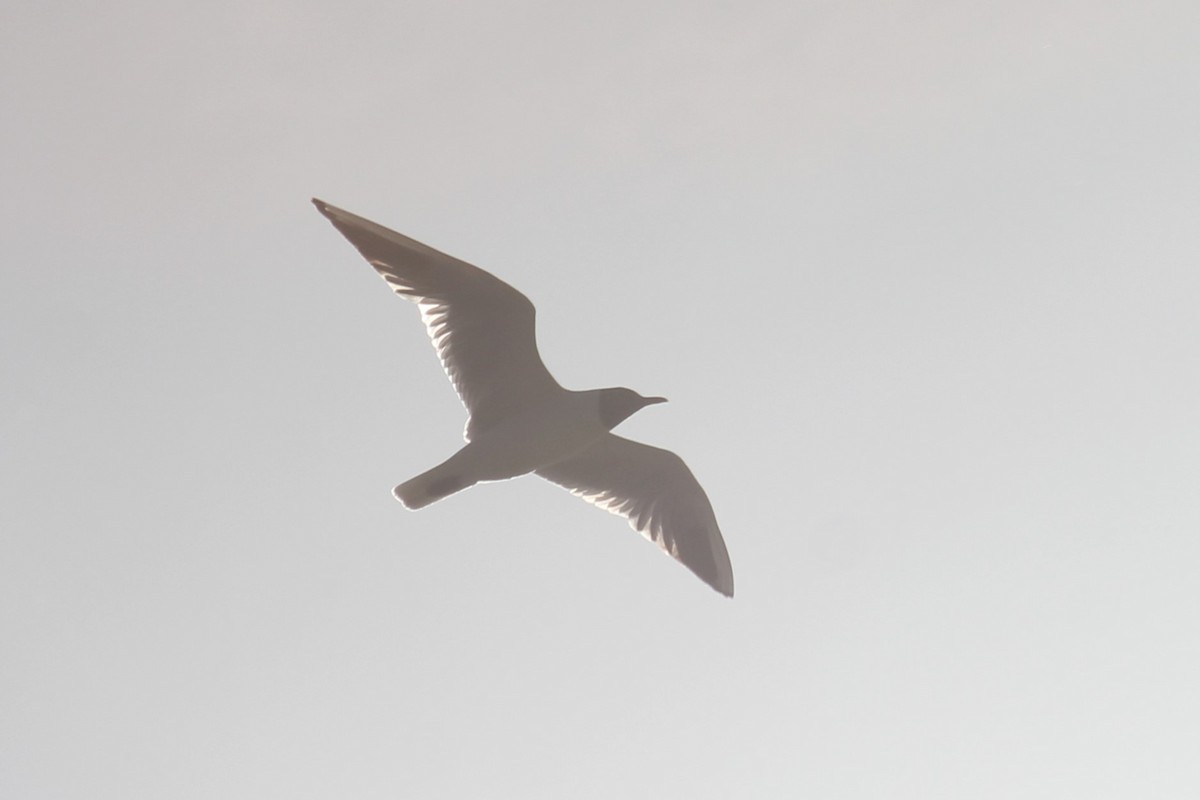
[313,199,561,439]
[536,434,734,596]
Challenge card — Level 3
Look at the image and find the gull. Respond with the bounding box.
[313,199,734,597]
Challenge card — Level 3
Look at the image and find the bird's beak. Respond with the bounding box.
[642,395,668,406]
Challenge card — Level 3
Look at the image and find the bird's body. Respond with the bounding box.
[396,388,652,509]
[313,199,734,596]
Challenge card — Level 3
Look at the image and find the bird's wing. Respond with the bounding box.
[313,199,561,439]
[536,434,734,596]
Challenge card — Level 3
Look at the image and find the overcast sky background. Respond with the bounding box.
[3,1,1199,797]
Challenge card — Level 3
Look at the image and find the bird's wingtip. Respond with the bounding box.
[702,559,735,597]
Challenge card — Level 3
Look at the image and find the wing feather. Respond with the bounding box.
[313,199,561,439]
[537,434,734,596]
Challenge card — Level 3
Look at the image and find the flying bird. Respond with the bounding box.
[313,199,734,596]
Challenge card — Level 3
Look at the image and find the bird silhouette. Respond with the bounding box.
[313,199,733,596]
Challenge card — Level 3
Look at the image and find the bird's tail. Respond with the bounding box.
[394,460,477,509]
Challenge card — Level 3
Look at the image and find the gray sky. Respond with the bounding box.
[3,1,1199,797]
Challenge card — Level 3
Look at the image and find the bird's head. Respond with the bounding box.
[597,387,668,430]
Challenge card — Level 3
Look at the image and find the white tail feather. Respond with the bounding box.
[394,461,476,509]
